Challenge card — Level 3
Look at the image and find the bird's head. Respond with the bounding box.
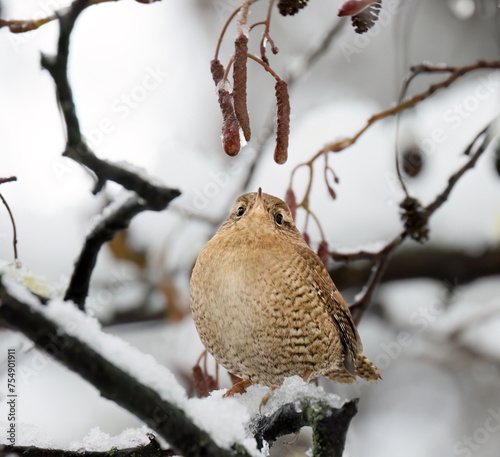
[219,188,302,241]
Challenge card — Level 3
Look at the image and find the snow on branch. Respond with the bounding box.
[1,434,175,457]
[0,278,251,457]
[64,194,158,310]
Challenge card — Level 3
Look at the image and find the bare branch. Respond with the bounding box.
[331,245,500,291]
[41,0,180,206]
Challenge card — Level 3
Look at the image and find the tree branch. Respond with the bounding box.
[254,399,358,457]
[0,434,174,457]
[331,244,500,291]
[40,0,180,310]
[64,196,155,309]
[41,0,180,205]
[0,280,250,457]
[343,117,496,321]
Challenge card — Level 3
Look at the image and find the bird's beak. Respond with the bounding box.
[253,187,265,212]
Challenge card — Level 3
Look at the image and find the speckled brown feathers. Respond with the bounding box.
[190,189,380,386]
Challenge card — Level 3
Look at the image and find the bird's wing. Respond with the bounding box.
[297,244,361,375]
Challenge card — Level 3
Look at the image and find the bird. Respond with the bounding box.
[190,188,380,395]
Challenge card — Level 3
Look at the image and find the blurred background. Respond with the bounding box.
[1,0,500,455]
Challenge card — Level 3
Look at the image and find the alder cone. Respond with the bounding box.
[402,147,424,178]
[277,0,308,16]
[351,2,382,34]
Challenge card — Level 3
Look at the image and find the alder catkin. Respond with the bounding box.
[233,35,251,142]
[274,79,290,164]
[210,59,225,86]
[218,88,241,157]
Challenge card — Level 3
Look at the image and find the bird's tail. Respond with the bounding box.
[324,353,381,383]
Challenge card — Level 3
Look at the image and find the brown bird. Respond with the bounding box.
[190,189,380,394]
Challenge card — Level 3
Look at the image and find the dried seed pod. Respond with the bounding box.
[210,59,225,86]
[218,88,240,157]
[233,35,251,142]
[317,240,329,267]
[278,0,308,16]
[402,147,424,178]
[285,188,297,220]
[274,79,290,164]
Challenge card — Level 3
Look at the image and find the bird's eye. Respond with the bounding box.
[275,213,283,225]
[236,206,245,217]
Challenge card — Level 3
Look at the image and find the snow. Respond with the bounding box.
[85,190,139,236]
[69,425,152,452]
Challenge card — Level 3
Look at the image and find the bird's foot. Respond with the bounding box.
[223,379,252,398]
[259,384,279,414]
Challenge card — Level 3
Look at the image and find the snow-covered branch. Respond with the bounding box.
[254,398,358,457]
[64,195,164,310]
[0,434,174,457]
[0,278,250,457]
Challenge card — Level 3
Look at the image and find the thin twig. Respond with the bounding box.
[0,0,117,34]
[289,60,500,206]
[0,177,17,185]
[345,118,496,322]
[425,124,494,217]
[320,61,500,156]
[247,53,281,80]
[349,234,405,324]
[0,193,18,261]
[215,6,242,60]
[259,0,277,64]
